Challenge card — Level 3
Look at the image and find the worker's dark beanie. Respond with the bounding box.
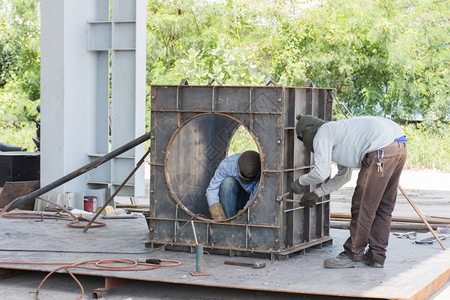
[296,115,325,153]
[238,150,261,179]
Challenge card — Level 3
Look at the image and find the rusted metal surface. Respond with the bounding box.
[93,277,130,298]
[147,84,334,258]
[0,181,39,210]
[0,152,40,187]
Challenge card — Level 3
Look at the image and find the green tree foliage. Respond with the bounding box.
[147,0,449,127]
[146,0,273,85]
[1,0,448,155]
[0,0,40,127]
[265,0,449,125]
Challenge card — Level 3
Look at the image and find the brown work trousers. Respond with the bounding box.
[344,141,407,264]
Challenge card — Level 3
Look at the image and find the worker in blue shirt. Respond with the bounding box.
[206,150,261,220]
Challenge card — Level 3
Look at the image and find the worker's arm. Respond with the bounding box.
[298,129,352,197]
[313,164,352,197]
[205,161,229,207]
[298,135,333,186]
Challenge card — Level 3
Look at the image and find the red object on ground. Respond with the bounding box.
[84,196,97,212]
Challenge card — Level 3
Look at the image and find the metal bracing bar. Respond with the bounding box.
[283,199,302,203]
[82,147,151,233]
[398,185,446,250]
[146,217,280,229]
[245,224,249,250]
[191,221,198,245]
[283,200,331,213]
[152,109,284,115]
[174,204,179,243]
[1,132,151,214]
[264,165,314,173]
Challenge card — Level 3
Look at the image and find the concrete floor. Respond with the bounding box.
[0,214,448,299]
[0,168,448,299]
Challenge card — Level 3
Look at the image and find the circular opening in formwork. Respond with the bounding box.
[164,113,262,221]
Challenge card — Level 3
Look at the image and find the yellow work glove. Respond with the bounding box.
[209,202,227,221]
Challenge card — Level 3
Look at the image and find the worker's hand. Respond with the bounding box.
[300,192,319,208]
[290,179,306,194]
[209,202,227,221]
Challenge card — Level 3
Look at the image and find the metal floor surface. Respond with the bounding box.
[0,215,448,299]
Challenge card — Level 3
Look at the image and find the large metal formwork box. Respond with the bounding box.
[146,83,334,259]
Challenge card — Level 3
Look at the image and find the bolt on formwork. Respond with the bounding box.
[145,83,334,259]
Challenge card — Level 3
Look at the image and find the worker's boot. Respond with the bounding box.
[363,250,384,268]
[323,252,365,269]
[209,202,227,221]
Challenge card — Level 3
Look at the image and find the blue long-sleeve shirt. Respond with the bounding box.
[206,153,259,207]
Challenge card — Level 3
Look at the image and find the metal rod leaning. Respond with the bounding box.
[82,147,151,233]
[398,184,446,250]
[0,132,152,215]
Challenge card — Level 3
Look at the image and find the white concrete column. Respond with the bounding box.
[39,0,146,209]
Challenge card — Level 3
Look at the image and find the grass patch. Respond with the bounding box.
[0,123,37,152]
[402,124,450,172]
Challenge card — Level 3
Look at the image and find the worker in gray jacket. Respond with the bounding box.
[291,115,407,268]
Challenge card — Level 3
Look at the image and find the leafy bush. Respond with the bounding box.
[402,124,450,172]
[1,0,448,172]
[228,126,258,155]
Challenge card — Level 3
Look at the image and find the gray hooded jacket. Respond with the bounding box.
[299,116,405,197]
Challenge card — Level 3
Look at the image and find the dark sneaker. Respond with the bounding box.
[324,252,365,269]
[364,251,384,268]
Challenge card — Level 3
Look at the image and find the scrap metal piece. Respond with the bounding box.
[415,236,446,245]
[0,181,40,210]
[101,214,138,219]
[393,231,417,240]
[93,277,130,299]
[224,260,266,269]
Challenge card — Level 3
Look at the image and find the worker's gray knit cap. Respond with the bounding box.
[238,150,261,183]
[295,115,325,153]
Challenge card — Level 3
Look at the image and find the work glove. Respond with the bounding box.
[209,202,227,221]
[290,179,306,194]
[299,192,319,208]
